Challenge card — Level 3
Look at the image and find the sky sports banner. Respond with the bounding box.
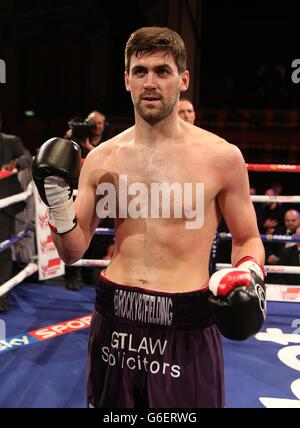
[34,186,65,280]
[0,315,92,354]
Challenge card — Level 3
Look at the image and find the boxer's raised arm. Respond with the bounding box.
[33,138,99,264]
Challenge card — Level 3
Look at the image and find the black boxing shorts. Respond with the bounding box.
[87,273,224,408]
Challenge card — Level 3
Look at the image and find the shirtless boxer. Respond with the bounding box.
[33,27,266,408]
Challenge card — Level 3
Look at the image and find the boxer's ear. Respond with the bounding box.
[124,71,130,92]
[180,70,190,93]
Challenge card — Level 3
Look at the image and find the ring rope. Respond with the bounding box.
[0,263,38,298]
[71,259,110,268]
[218,233,300,244]
[72,260,300,275]
[0,170,18,180]
[216,263,300,275]
[74,189,300,204]
[0,181,34,210]
[0,226,33,254]
[94,228,115,236]
[251,195,300,203]
[247,164,300,173]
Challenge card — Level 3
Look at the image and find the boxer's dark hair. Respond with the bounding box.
[125,27,187,74]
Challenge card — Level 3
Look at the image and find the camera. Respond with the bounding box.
[68,116,96,144]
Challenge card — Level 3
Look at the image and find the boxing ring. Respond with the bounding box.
[0,165,300,408]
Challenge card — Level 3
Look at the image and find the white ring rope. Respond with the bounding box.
[251,195,300,203]
[2,185,296,210]
[216,263,300,275]
[0,181,34,209]
[74,190,300,204]
[0,263,38,297]
[71,259,110,268]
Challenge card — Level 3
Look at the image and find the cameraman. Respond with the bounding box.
[86,111,106,147]
[64,117,94,156]
[64,113,114,291]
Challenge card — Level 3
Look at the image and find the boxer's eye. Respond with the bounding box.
[156,66,170,76]
[132,67,147,77]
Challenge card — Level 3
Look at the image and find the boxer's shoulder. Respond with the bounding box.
[185,126,243,167]
[86,127,135,160]
[80,129,136,184]
[194,127,239,153]
[184,124,223,147]
[199,129,243,166]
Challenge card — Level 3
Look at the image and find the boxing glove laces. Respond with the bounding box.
[32,138,81,235]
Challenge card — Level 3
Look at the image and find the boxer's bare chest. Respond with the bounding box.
[111,142,222,207]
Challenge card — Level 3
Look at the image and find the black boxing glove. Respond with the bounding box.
[32,138,81,235]
[208,257,267,341]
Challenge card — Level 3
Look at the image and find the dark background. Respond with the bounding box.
[0,0,300,193]
[201,1,300,108]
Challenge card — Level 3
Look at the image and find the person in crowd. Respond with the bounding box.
[178,98,196,125]
[86,111,107,147]
[0,113,33,312]
[277,225,300,285]
[266,209,300,265]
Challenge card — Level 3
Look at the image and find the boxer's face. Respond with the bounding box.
[125,52,189,124]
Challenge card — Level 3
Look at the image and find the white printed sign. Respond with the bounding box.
[34,186,65,280]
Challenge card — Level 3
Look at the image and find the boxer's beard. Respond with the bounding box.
[135,94,178,125]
